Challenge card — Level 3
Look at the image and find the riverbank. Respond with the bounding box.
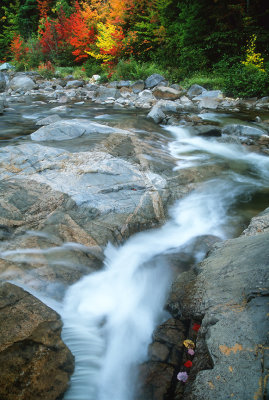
[0,70,268,400]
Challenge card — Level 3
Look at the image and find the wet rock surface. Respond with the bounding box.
[0,282,74,400]
[1,70,269,400]
[166,208,269,400]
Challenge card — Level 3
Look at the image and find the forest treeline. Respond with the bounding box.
[1,0,269,96]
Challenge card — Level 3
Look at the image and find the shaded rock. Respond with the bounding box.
[31,119,128,141]
[36,114,62,126]
[222,124,265,138]
[192,125,222,137]
[242,207,269,236]
[95,85,120,102]
[170,84,184,91]
[132,80,145,94]
[168,224,269,400]
[0,72,6,92]
[136,362,175,400]
[187,84,206,98]
[9,75,35,91]
[85,83,98,91]
[222,124,266,146]
[0,282,74,400]
[65,80,84,89]
[152,86,183,100]
[145,74,166,89]
[147,104,166,124]
[117,80,131,88]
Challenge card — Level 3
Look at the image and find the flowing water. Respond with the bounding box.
[1,98,269,400]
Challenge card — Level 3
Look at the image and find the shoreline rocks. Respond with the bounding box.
[0,282,74,400]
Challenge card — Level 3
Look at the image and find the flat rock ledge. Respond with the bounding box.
[0,282,74,400]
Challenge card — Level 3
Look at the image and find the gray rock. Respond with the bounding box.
[242,207,269,236]
[152,86,182,100]
[31,119,129,141]
[0,62,15,71]
[0,282,74,400]
[36,114,62,126]
[131,80,145,94]
[170,83,183,91]
[85,83,98,91]
[147,104,166,124]
[168,222,269,400]
[222,124,265,138]
[192,125,222,137]
[0,93,7,114]
[0,72,6,92]
[65,80,84,89]
[145,74,166,89]
[158,99,183,113]
[193,90,223,101]
[138,89,156,101]
[117,80,131,88]
[9,75,35,91]
[95,86,121,102]
[187,84,206,98]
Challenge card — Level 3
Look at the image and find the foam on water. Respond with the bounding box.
[1,121,268,400]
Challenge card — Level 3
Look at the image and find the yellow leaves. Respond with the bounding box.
[241,34,265,72]
[86,22,124,63]
[183,339,195,349]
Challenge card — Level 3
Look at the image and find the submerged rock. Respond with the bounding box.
[0,282,74,400]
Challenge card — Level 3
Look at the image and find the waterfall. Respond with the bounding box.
[61,126,269,400]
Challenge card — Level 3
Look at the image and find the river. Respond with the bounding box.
[0,97,269,400]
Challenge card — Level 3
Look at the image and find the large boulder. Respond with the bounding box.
[9,74,35,91]
[65,80,84,89]
[193,90,224,110]
[31,119,129,141]
[145,74,167,89]
[187,84,206,98]
[131,80,145,94]
[147,104,166,124]
[0,282,74,400]
[0,62,15,71]
[152,86,183,100]
[222,124,265,138]
[168,210,269,400]
[95,85,121,102]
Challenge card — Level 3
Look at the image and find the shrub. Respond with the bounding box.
[38,61,55,78]
[83,59,103,78]
[223,64,269,98]
[110,58,167,81]
[181,72,225,90]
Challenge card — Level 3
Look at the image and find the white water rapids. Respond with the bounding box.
[60,126,269,400]
[1,124,269,400]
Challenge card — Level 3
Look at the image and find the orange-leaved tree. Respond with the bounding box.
[68,1,96,62]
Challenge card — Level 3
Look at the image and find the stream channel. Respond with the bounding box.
[1,96,269,400]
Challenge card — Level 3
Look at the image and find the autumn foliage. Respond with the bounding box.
[10,0,166,68]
